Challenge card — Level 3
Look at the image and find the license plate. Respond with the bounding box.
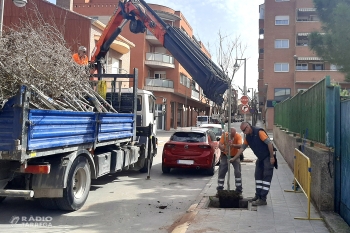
[177,160,194,165]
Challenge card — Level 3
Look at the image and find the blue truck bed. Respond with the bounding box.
[0,86,135,161]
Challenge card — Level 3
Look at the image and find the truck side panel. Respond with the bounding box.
[0,92,23,152]
[98,113,134,141]
[27,110,97,150]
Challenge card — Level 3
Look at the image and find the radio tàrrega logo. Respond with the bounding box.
[9,216,20,225]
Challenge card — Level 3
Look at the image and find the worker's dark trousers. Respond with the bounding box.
[217,155,242,192]
[255,156,274,201]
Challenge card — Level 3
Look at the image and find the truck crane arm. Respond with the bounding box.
[91,0,229,105]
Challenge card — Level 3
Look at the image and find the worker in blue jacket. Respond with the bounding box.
[230,122,277,206]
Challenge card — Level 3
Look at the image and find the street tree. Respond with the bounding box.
[205,31,247,120]
[309,0,350,81]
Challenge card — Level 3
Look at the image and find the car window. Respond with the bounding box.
[170,132,206,143]
[201,127,222,136]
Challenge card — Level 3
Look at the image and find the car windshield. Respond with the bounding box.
[171,132,206,143]
[201,127,222,136]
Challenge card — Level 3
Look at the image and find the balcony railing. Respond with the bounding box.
[145,78,174,88]
[146,52,174,64]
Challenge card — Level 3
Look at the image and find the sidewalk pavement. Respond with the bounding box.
[171,125,331,233]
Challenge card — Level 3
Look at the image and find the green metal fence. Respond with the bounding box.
[275,76,329,144]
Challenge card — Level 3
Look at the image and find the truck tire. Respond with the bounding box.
[56,156,91,211]
[38,198,58,210]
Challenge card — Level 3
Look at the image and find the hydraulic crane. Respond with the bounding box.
[91,0,229,104]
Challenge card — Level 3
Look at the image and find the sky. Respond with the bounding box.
[48,0,264,98]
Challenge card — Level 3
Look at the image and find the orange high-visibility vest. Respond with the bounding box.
[72,53,88,65]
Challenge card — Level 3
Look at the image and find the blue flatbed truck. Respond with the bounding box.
[0,70,158,210]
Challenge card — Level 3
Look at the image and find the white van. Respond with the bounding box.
[196,116,209,127]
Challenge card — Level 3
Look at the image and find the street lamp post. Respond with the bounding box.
[234,58,247,121]
[0,0,28,37]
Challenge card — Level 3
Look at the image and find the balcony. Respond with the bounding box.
[191,90,200,101]
[145,29,162,45]
[295,70,345,83]
[145,52,175,69]
[144,78,174,93]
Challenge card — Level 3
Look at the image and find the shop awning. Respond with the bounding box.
[297,33,310,36]
[297,57,323,61]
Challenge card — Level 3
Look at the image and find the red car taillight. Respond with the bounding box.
[165,143,175,147]
[198,144,211,149]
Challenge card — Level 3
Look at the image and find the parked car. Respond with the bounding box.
[162,128,221,175]
[199,123,223,141]
[233,115,243,122]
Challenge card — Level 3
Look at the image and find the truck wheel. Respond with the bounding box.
[38,198,58,210]
[56,156,91,211]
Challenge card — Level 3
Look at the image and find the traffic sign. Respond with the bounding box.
[241,96,249,105]
[241,104,249,113]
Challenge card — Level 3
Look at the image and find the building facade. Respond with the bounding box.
[65,0,212,130]
[258,0,350,130]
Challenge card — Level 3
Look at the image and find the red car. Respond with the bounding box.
[162,128,220,175]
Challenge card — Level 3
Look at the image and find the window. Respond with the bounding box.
[259,48,264,53]
[275,39,289,48]
[274,63,289,72]
[180,73,190,87]
[312,64,324,70]
[148,96,154,113]
[296,34,309,46]
[170,132,206,143]
[331,64,343,71]
[155,71,166,79]
[275,16,289,25]
[276,0,289,1]
[137,95,142,111]
[296,63,308,70]
[275,88,291,101]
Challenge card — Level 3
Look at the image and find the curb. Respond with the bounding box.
[320,211,350,233]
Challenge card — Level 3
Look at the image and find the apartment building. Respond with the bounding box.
[59,0,212,131]
[258,0,350,130]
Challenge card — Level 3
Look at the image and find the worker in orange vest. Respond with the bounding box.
[72,46,88,65]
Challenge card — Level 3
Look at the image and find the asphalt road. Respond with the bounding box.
[0,130,218,233]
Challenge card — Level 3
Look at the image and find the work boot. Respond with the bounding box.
[252,199,267,206]
[250,195,259,201]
